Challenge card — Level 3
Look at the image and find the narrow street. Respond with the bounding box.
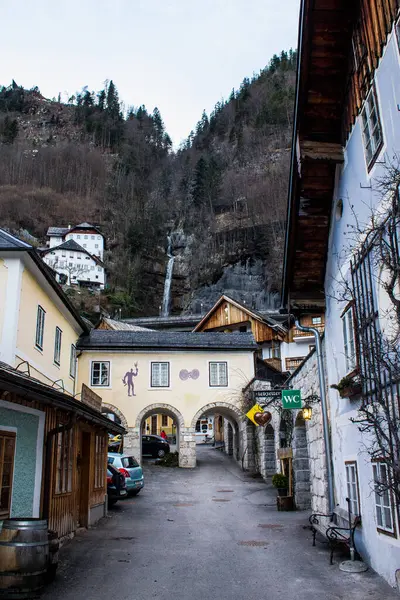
[42,447,397,600]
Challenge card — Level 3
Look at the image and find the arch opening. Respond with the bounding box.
[191,402,243,465]
[134,403,185,465]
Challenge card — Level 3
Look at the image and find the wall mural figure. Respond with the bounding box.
[122,363,139,396]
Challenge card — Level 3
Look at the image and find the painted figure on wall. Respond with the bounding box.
[122,363,139,396]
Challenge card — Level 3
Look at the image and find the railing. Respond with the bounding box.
[293,324,325,338]
[285,357,304,371]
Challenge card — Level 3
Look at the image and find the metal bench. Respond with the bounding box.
[309,498,361,565]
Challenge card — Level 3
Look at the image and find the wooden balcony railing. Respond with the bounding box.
[285,357,304,371]
[293,324,325,338]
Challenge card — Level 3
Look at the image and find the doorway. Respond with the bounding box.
[151,415,157,435]
[77,431,91,528]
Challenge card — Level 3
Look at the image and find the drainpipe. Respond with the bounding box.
[294,320,335,513]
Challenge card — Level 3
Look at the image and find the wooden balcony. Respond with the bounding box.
[292,324,324,339]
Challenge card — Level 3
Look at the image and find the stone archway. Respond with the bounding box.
[191,401,245,467]
[293,411,311,509]
[101,403,129,430]
[133,403,191,468]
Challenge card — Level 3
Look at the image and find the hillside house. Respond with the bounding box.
[47,222,104,260]
[0,228,123,537]
[42,239,105,289]
[283,0,400,587]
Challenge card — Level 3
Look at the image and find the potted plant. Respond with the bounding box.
[331,375,362,399]
[272,473,289,496]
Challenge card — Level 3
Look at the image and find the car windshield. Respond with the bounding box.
[122,456,139,468]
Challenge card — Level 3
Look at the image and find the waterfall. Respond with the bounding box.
[161,235,175,317]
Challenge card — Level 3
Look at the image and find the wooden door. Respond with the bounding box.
[77,431,91,528]
[151,415,157,435]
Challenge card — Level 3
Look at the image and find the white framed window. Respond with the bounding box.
[91,361,110,387]
[151,362,170,387]
[62,251,66,257]
[83,244,87,248]
[361,86,383,166]
[69,262,73,267]
[97,235,101,240]
[70,253,73,258]
[372,462,395,534]
[77,235,81,239]
[345,462,360,516]
[209,362,228,387]
[342,306,357,373]
[77,254,81,260]
[91,266,94,270]
[91,235,95,240]
[312,316,322,325]
[35,305,46,350]
[70,344,76,379]
[84,235,88,239]
[95,244,99,249]
[54,326,62,365]
[97,267,101,272]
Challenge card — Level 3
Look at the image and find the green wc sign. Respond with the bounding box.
[281,390,302,409]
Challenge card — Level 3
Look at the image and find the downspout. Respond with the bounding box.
[42,414,76,520]
[295,320,335,513]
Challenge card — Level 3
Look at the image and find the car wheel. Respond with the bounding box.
[157,448,166,458]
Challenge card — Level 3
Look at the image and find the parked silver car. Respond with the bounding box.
[107,453,144,496]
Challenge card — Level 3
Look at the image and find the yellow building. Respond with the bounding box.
[0,230,87,393]
[0,229,123,539]
[76,329,257,467]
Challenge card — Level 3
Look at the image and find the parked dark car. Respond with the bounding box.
[142,434,170,458]
[107,463,127,507]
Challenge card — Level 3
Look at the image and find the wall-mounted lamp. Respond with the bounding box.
[302,404,313,421]
[302,394,320,421]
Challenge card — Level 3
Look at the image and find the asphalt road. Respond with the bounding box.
[42,446,398,600]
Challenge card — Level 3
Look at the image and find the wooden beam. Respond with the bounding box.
[300,141,343,161]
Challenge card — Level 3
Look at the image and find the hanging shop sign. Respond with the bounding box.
[253,390,281,402]
[246,404,272,427]
[281,389,302,409]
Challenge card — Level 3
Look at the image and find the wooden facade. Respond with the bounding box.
[0,368,124,540]
[194,295,285,344]
[283,0,400,310]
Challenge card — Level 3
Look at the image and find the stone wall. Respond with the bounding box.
[288,345,329,514]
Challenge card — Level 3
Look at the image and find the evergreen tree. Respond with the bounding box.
[106,80,120,119]
[192,157,208,207]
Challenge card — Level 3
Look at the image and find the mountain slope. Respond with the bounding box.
[0,50,296,318]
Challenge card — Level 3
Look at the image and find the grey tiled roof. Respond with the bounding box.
[77,330,257,350]
[46,239,85,252]
[0,229,32,250]
[46,227,69,236]
[100,317,154,332]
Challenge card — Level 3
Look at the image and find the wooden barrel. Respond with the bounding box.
[0,518,49,599]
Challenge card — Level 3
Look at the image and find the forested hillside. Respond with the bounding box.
[0,50,296,318]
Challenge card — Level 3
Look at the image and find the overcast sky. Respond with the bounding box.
[1,0,300,146]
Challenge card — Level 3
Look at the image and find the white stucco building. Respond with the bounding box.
[42,239,106,289]
[283,2,400,588]
[47,222,104,260]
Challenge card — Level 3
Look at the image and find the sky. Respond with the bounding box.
[1,0,300,147]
